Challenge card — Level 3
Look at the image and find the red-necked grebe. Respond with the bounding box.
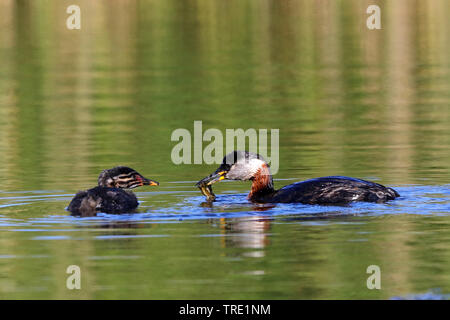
[68,166,159,217]
[196,151,399,204]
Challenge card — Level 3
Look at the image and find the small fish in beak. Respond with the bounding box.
[196,181,216,202]
[196,163,230,201]
[195,170,228,202]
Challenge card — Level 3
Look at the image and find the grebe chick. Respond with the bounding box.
[68,166,159,217]
[196,151,399,205]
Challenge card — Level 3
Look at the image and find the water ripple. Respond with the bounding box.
[0,185,447,229]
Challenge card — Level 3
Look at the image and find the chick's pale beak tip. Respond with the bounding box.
[142,178,159,186]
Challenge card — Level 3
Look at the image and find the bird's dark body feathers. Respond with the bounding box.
[68,186,138,217]
[251,176,399,204]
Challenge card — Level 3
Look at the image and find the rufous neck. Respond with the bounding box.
[248,163,274,200]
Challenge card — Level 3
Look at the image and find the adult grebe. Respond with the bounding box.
[196,151,399,204]
[68,166,159,217]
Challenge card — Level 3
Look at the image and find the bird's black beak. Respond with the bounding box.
[140,176,159,186]
[196,166,228,187]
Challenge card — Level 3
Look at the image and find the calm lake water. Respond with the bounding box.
[0,0,449,299]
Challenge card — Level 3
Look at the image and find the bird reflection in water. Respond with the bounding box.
[218,216,271,251]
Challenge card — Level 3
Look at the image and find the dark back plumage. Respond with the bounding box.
[68,186,139,217]
[260,176,399,204]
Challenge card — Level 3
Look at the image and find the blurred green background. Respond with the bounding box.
[0,0,449,189]
[0,0,449,299]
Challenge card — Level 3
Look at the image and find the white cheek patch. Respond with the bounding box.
[228,158,267,180]
[246,159,266,176]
